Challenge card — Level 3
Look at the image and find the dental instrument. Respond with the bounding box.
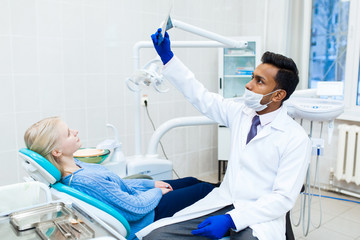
[285,88,345,237]
[158,5,172,45]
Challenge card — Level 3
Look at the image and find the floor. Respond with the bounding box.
[199,172,360,240]
[292,190,360,240]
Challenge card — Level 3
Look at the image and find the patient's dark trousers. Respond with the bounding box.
[154,177,214,221]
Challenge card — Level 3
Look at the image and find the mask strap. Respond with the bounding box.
[264,89,281,97]
[263,89,282,106]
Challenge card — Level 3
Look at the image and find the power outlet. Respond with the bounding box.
[141,95,148,106]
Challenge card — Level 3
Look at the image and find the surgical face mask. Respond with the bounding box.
[243,88,280,111]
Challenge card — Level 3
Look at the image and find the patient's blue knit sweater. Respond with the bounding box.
[61,159,162,240]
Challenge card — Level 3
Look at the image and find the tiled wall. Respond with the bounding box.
[0,0,273,186]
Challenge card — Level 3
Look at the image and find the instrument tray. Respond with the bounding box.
[10,202,72,231]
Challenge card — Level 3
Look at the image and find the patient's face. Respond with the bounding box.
[56,121,82,157]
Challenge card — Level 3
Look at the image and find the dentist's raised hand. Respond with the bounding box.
[151,28,174,65]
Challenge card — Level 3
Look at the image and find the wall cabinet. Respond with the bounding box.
[217,37,261,180]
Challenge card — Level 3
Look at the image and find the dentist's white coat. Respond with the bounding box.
[136,57,311,240]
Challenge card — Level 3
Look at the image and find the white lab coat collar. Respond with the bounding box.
[269,105,289,132]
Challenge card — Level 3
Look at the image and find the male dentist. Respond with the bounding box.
[137,29,311,240]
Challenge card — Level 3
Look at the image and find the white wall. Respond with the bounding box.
[0,0,280,186]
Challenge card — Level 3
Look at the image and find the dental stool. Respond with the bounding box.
[19,148,131,239]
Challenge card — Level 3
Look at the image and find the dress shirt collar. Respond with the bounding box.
[258,106,282,127]
[243,105,283,127]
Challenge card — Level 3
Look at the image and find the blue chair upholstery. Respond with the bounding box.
[19,148,131,239]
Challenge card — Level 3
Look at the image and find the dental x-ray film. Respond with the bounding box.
[158,6,173,45]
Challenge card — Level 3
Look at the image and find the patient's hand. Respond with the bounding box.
[155,181,173,190]
[155,181,173,195]
[160,187,172,195]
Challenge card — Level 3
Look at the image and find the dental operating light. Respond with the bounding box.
[126,58,169,93]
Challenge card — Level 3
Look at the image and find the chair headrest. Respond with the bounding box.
[19,148,61,183]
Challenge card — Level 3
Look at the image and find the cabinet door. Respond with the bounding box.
[218,126,231,160]
[219,39,260,98]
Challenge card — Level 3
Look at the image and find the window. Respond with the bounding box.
[358,60,360,105]
[308,0,360,120]
[308,0,350,93]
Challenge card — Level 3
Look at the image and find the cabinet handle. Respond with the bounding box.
[220,77,222,89]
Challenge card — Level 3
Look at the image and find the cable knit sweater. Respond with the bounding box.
[61,159,162,240]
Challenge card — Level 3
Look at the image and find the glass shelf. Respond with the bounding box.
[224,54,256,57]
[224,75,252,78]
[223,75,252,98]
[220,40,258,99]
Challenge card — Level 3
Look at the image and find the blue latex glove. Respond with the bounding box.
[151,28,174,65]
[191,214,236,239]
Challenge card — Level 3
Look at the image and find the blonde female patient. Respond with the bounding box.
[24,117,214,240]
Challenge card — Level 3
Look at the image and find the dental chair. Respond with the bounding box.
[19,148,131,240]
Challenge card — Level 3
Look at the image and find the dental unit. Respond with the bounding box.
[285,84,344,237]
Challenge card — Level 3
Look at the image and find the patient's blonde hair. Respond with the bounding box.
[24,117,65,176]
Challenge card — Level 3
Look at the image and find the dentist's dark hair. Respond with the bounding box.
[261,51,299,102]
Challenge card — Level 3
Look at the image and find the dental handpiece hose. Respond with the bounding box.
[294,121,323,236]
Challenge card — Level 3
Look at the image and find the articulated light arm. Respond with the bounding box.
[171,19,247,48]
